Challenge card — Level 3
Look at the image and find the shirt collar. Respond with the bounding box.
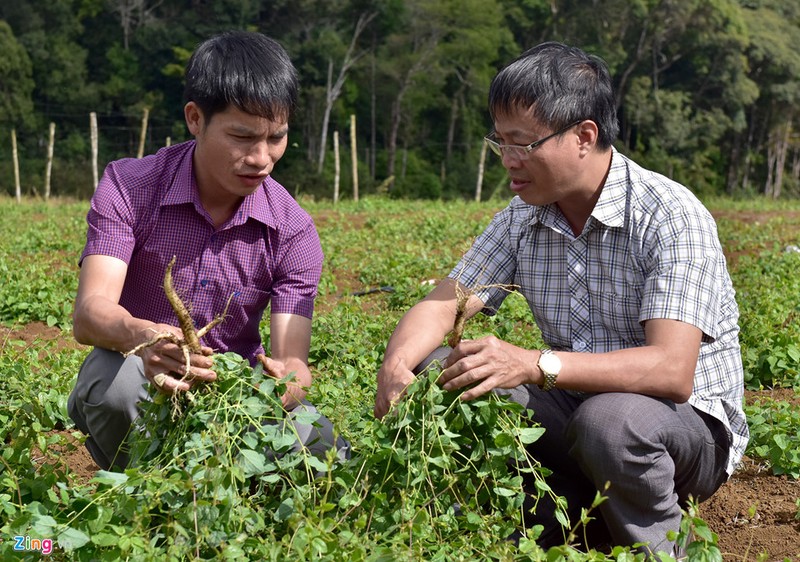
[238,182,275,228]
[589,147,627,228]
[162,142,275,229]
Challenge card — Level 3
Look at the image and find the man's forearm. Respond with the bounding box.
[73,295,158,353]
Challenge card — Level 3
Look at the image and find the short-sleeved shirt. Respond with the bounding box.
[81,140,323,363]
[450,148,748,476]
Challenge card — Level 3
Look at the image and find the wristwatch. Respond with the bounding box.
[537,348,561,391]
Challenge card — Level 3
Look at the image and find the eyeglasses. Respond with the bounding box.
[484,120,582,160]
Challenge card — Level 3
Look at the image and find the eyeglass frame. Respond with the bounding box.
[484,120,582,160]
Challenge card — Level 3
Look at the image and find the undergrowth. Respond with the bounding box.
[0,353,573,560]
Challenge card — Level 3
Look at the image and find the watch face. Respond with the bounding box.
[539,353,561,374]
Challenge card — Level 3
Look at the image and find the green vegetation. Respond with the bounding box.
[2,196,799,559]
[2,1,800,201]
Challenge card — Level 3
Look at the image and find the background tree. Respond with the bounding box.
[0,21,34,131]
[2,0,800,200]
[735,1,800,197]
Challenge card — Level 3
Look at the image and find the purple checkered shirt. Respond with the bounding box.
[81,140,323,363]
[449,148,748,476]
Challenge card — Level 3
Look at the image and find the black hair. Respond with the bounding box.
[183,30,298,123]
[488,42,619,149]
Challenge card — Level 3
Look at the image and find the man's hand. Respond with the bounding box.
[257,354,309,410]
[374,360,417,419]
[136,323,216,394]
[437,335,538,400]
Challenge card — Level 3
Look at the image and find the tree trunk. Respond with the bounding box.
[446,94,459,163]
[370,35,377,181]
[318,60,334,173]
[771,122,791,199]
[764,133,777,198]
[316,13,376,174]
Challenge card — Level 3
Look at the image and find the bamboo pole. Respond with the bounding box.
[475,140,487,202]
[90,112,99,191]
[45,122,55,200]
[137,107,149,158]
[350,114,358,202]
[12,129,21,203]
[333,130,340,204]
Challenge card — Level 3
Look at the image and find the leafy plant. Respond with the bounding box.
[745,397,800,478]
[3,196,800,560]
[666,498,724,562]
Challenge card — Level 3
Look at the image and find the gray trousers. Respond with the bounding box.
[415,347,730,557]
[68,347,350,470]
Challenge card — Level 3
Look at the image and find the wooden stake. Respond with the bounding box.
[12,129,21,203]
[333,130,340,204]
[350,114,358,202]
[45,122,55,200]
[90,112,99,191]
[137,107,149,158]
[475,140,487,202]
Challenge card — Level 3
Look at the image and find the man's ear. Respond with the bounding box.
[184,102,203,136]
[576,119,599,154]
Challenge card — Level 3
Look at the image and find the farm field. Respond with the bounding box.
[1,196,799,560]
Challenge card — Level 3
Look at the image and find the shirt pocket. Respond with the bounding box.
[595,281,645,344]
[225,285,270,330]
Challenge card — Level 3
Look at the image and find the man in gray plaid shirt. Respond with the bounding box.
[375,42,747,559]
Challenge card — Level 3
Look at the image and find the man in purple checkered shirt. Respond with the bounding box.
[375,43,747,559]
[68,31,348,471]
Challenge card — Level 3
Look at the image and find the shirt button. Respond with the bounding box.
[200,279,209,287]
[574,340,587,351]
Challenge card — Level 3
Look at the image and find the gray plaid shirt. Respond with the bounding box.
[450,148,748,476]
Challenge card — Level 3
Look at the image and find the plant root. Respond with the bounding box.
[124,255,234,416]
[445,279,519,349]
[447,282,470,348]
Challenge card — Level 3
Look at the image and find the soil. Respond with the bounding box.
[8,321,799,561]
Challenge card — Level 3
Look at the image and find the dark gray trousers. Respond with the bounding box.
[415,347,730,557]
[68,347,350,470]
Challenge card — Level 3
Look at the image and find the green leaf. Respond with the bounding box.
[238,449,268,477]
[58,527,91,551]
[517,427,546,444]
[293,409,322,425]
[773,433,789,451]
[30,514,58,536]
[92,532,120,547]
[275,497,294,522]
[91,471,129,487]
[492,486,517,497]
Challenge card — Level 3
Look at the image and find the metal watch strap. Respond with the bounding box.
[539,348,560,392]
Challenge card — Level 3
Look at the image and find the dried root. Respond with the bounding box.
[125,255,233,415]
[445,276,519,349]
[447,282,470,349]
